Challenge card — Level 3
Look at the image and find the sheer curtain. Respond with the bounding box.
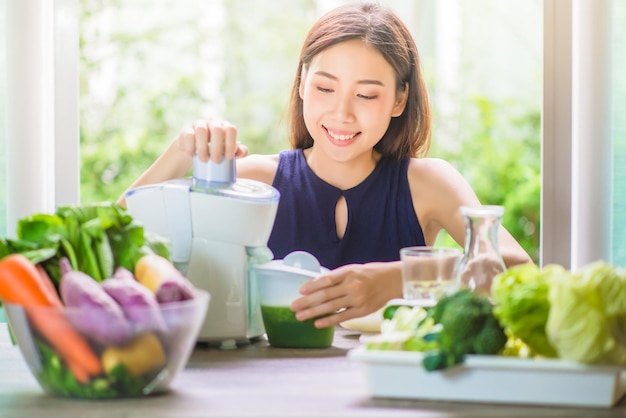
[3,0,79,239]
[0,1,7,237]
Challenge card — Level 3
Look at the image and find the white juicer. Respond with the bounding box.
[124,156,280,345]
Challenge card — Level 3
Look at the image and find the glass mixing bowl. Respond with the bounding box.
[3,290,209,399]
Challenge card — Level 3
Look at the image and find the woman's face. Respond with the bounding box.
[299,39,407,163]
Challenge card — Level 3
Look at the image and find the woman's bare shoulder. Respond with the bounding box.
[407,157,479,206]
[407,157,463,185]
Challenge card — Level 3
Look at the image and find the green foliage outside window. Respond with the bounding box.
[78,1,540,264]
[431,97,541,262]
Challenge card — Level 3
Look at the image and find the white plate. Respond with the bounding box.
[339,300,428,334]
[348,347,626,408]
[339,309,384,333]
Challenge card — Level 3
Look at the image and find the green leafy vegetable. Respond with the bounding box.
[491,263,562,358]
[546,261,626,364]
[0,202,171,290]
[382,305,402,320]
[364,306,433,351]
[35,337,149,398]
[492,260,626,366]
[366,290,507,371]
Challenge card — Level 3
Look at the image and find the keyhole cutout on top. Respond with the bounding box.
[335,194,348,240]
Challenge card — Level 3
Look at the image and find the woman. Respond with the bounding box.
[119,2,531,328]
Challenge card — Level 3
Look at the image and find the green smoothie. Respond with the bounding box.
[260,305,334,348]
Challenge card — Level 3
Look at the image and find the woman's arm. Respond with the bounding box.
[497,227,533,267]
[409,158,532,268]
[117,139,193,208]
[117,120,247,208]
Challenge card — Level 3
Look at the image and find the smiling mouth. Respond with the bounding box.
[325,127,359,141]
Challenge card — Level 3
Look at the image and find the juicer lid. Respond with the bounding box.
[254,251,329,279]
[198,178,280,202]
[192,156,279,202]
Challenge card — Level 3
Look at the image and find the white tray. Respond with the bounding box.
[348,347,626,408]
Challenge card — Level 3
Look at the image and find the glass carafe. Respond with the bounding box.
[459,205,506,296]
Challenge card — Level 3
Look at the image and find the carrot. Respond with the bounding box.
[0,254,61,307]
[0,254,102,379]
[36,264,63,307]
[28,309,102,376]
[66,357,90,384]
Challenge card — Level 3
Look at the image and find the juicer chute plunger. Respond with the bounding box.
[125,156,280,345]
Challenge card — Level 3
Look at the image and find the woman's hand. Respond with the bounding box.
[290,262,402,328]
[460,253,506,296]
[176,119,249,163]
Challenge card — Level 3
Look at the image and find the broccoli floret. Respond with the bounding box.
[423,289,507,371]
[472,314,508,355]
[422,350,455,371]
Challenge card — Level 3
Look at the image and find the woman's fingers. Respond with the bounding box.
[291,271,362,326]
[193,120,210,161]
[207,120,237,163]
[292,286,342,317]
[313,306,358,328]
[177,120,240,163]
[222,121,239,160]
[235,142,249,158]
[290,264,393,328]
[298,271,340,295]
[293,293,368,328]
[177,125,198,156]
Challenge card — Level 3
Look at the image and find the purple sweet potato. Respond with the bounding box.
[59,265,132,346]
[101,267,166,333]
[155,278,196,304]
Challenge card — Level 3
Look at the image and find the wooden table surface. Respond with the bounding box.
[1,322,626,418]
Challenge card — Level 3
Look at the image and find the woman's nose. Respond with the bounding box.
[331,94,355,122]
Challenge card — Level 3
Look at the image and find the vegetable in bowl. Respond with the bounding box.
[0,203,210,399]
[0,202,170,288]
[5,293,208,398]
[0,254,209,398]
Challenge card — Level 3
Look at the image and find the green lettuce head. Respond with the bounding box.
[491,263,564,357]
[546,261,626,365]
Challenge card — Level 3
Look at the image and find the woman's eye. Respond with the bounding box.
[357,94,378,100]
[317,86,333,93]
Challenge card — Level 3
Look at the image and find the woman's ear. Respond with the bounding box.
[391,82,409,117]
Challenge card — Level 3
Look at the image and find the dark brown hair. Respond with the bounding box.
[287,2,431,159]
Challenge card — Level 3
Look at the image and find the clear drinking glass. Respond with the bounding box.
[459,205,507,296]
[400,246,463,306]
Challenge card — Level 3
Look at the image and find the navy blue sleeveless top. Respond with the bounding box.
[267,149,426,269]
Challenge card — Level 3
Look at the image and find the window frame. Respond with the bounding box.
[541,0,614,269]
